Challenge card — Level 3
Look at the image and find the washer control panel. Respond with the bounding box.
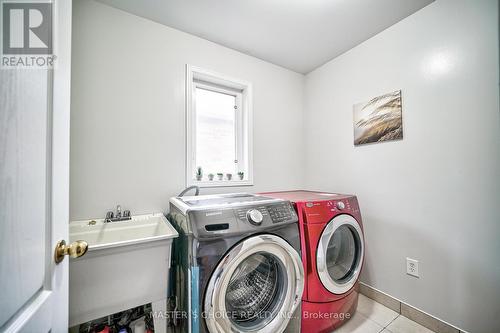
[246,209,264,225]
[267,202,296,223]
[235,202,297,225]
[236,207,268,222]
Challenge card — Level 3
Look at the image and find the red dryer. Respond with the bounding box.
[262,190,365,333]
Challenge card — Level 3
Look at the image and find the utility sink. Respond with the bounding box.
[70,213,178,250]
[69,213,178,328]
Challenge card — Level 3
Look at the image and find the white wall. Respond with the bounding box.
[70,0,304,219]
[303,1,499,332]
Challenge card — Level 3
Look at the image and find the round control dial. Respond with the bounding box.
[246,209,263,225]
[336,201,345,210]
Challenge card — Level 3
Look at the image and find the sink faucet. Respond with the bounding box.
[105,205,131,223]
[116,205,122,218]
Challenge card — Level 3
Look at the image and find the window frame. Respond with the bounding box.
[186,65,253,187]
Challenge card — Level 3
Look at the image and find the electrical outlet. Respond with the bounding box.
[406,258,419,277]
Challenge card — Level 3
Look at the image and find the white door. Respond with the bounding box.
[204,234,304,333]
[316,215,364,295]
[0,1,72,332]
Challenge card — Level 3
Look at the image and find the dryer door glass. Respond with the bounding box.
[317,215,364,295]
[326,225,359,282]
[204,234,304,333]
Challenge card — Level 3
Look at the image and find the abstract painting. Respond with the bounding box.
[353,90,403,146]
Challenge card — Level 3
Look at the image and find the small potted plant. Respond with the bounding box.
[226,173,233,181]
[207,173,214,181]
[195,166,203,181]
[217,173,223,181]
[237,171,244,180]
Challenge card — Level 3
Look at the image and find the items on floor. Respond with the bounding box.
[69,303,154,333]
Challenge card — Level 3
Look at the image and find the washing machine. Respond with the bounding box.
[168,193,304,333]
[262,190,365,333]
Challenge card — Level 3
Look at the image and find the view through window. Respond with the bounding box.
[186,66,252,186]
[195,87,237,175]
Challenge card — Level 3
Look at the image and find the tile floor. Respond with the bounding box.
[334,294,436,333]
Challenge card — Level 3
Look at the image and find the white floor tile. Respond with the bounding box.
[357,294,399,327]
[333,311,384,333]
[386,315,435,333]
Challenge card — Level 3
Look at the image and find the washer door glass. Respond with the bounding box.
[225,252,285,327]
[317,215,364,295]
[204,234,304,333]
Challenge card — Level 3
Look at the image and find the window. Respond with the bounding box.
[186,65,253,187]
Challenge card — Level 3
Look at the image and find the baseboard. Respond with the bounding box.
[359,282,468,333]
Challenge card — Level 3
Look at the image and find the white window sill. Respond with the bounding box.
[188,179,254,188]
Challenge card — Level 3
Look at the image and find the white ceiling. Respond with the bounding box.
[97,0,434,74]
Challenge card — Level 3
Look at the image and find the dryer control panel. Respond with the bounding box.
[302,196,360,224]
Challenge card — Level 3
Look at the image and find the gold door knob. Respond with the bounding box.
[54,240,88,264]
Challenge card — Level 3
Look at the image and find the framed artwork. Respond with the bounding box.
[353,90,403,146]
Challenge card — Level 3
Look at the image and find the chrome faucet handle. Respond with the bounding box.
[123,210,131,218]
[116,205,122,218]
[105,211,114,220]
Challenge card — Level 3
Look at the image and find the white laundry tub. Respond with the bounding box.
[69,213,178,327]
